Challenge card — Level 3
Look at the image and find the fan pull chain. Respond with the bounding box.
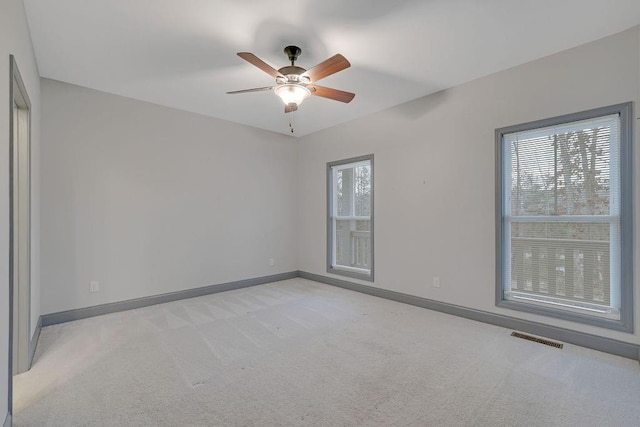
[289,111,295,134]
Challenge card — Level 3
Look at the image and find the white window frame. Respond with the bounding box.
[327,155,374,281]
[495,103,633,332]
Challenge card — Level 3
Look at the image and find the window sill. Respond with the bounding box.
[496,298,632,333]
[327,265,374,282]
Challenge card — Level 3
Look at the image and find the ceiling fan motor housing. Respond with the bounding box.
[279,47,308,84]
[277,66,308,82]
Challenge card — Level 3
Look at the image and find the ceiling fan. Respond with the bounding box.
[227,45,355,113]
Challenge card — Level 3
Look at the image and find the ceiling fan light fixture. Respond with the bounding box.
[229,47,354,116]
[274,84,311,107]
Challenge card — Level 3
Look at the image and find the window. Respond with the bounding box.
[496,103,633,331]
[327,155,374,281]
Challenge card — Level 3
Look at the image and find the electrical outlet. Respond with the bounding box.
[269,258,275,266]
[433,277,441,288]
[90,281,100,293]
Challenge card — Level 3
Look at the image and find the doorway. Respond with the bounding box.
[9,55,32,391]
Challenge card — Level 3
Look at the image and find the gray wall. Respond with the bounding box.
[1,0,42,421]
[38,27,640,349]
[40,80,297,314]
[297,27,640,344]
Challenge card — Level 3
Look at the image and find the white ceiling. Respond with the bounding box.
[24,0,640,137]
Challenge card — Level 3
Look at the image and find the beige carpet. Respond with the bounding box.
[13,278,640,426]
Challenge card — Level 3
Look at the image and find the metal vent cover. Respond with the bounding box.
[511,331,564,349]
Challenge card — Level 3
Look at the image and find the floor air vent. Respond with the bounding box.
[511,332,564,349]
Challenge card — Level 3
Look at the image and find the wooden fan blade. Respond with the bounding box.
[284,103,298,113]
[301,54,350,82]
[309,85,355,103]
[226,86,273,94]
[237,52,283,78]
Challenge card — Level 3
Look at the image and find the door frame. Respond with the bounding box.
[8,54,32,418]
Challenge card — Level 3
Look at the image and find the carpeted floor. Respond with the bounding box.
[13,278,640,426]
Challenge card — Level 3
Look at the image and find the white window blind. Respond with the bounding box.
[502,114,621,319]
